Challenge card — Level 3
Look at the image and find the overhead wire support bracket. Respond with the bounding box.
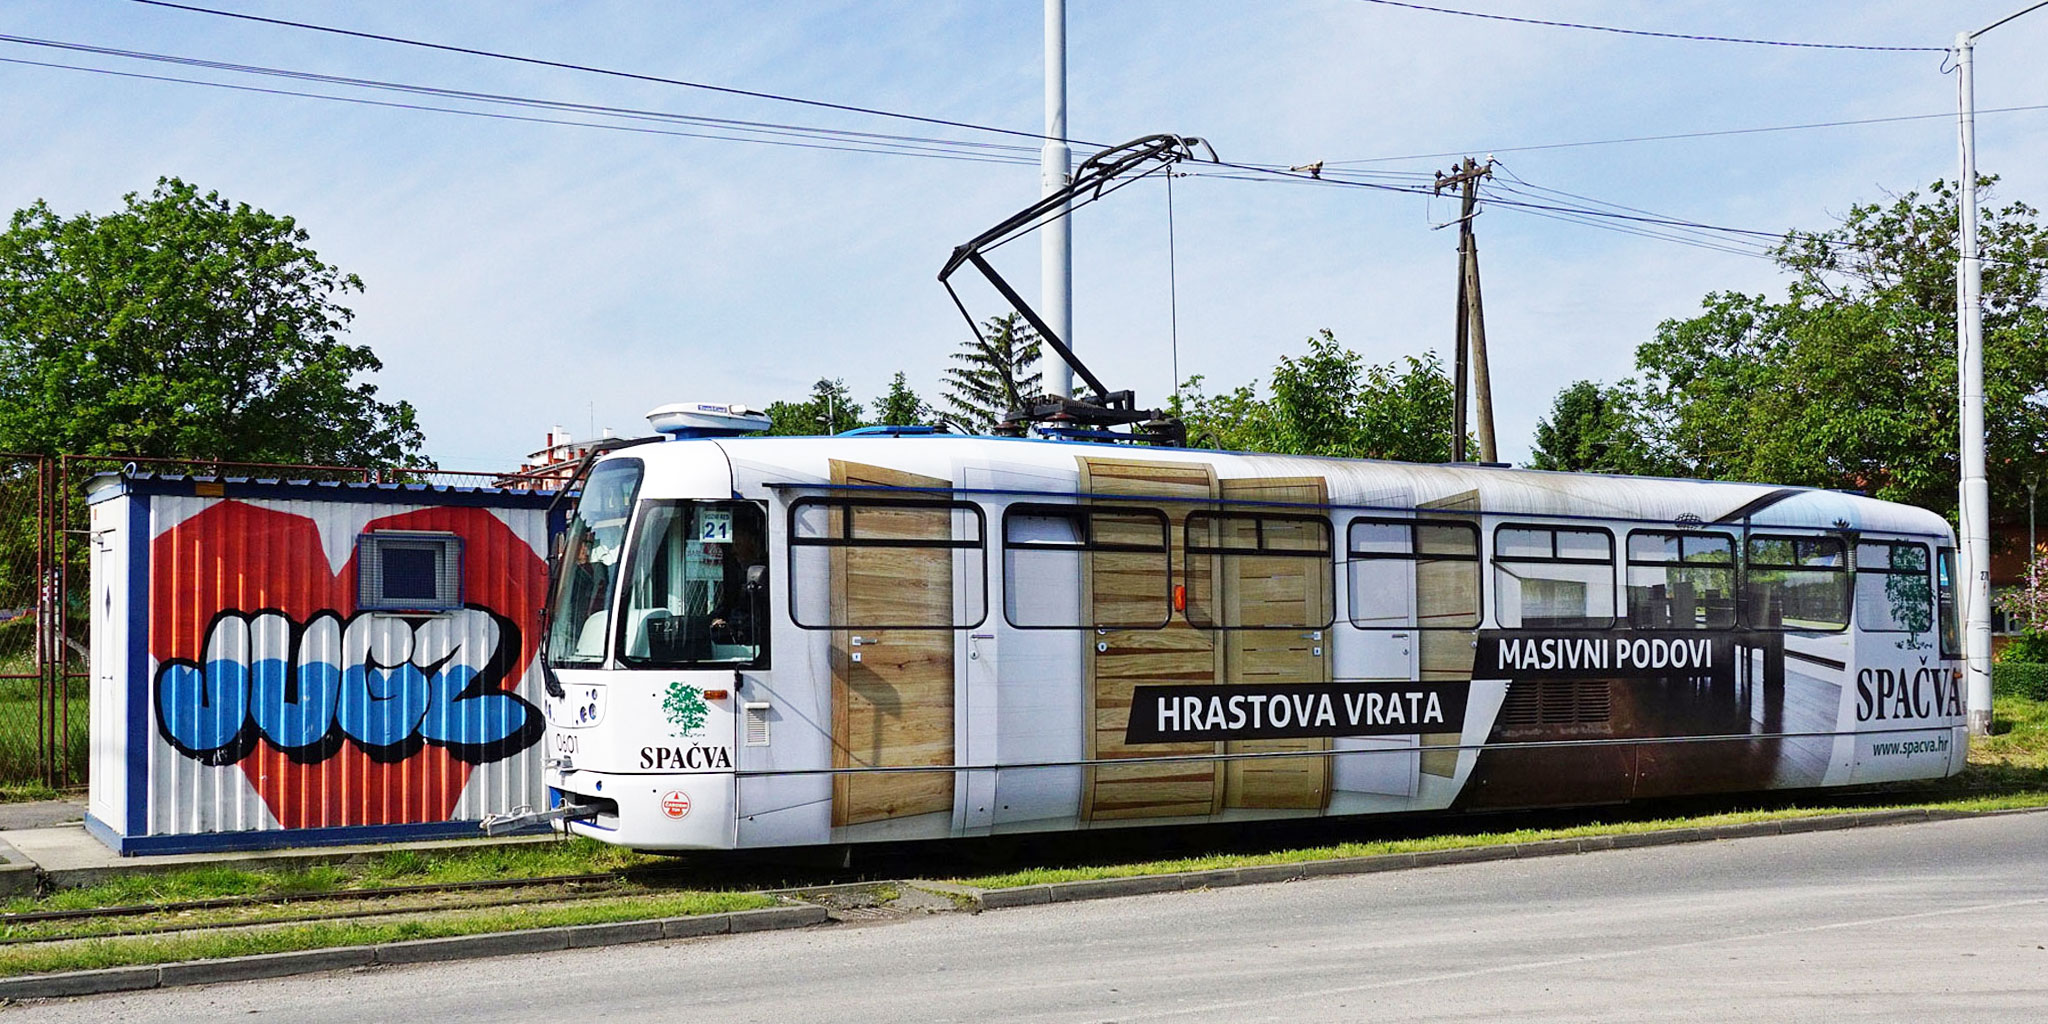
[939,133,1215,446]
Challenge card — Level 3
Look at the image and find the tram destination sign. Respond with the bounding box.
[1125,682,1470,744]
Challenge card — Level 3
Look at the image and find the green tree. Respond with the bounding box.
[870,372,930,427]
[1634,179,2048,517]
[1175,330,1459,463]
[942,313,1041,432]
[764,378,863,436]
[0,178,425,466]
[1529,380,1665,474]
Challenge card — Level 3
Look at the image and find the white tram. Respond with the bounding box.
[539,412,1966,850]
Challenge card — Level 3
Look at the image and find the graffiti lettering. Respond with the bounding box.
[154,608,543,766]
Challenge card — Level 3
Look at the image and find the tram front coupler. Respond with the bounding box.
[479,802,600,837]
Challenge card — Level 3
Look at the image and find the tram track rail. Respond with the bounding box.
[0,880,646,946]
[0,871,626,927]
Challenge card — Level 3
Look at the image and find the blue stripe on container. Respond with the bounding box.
[126,495,149,839]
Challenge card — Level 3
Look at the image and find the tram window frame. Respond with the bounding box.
[545,457,643,668]
[1344,517,1482,630]
[786,496,988,630]
[1938,546,1962,657]
[1001,503,1173,630]
[614,500,772,670]
[1854,540,1934,635]
[1182,510,1336,631]
[1492,524,1618,630]
[1742,533,1851,632]
[1624,530,1736,631]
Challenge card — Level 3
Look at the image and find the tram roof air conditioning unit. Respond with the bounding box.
[646,402,772,439]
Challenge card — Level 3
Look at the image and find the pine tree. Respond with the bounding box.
[941,313,1042,432]
[871,372,929,427]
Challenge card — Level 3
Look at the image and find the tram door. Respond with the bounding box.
[1416,492,1482,779]
[1079,457,1221,821]
[1217,477,1333,810]
[828,461,955,828]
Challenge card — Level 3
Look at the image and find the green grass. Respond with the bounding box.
[0,676,87,789]
[1,837,657,914]
[0,889,775,977]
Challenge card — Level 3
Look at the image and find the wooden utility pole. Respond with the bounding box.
[1434,157,1497,463]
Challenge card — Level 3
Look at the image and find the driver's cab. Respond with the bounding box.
[541,440,769,849]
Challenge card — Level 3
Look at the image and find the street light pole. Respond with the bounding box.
[1954,2,2048,737]
[1041,0,1074,399]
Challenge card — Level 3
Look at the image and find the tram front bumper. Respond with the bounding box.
[549,769,737,850]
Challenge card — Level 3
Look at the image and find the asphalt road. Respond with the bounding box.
[22,812,2048,1023]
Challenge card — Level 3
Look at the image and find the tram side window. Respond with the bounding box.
[1346,518,1481,629]
[1625,531,1735,630]
[1493,526,1616,629]
[1183,511,1335,629]
[1744,535,1849,631]
[1855,541,1933,634]
[617,501,769,667]
[1938,547,1961,657]
[788,497,987,629]
[1003,504,1171,629]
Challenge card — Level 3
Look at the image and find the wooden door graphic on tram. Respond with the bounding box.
[1079,457,1221,821]
[827,461,956,827]
[1214,477,1333,810]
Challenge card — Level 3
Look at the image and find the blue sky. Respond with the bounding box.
[4,1,2046,469]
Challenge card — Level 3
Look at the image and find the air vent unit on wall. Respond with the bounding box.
[356,531,463,612]
[743,702,772,746]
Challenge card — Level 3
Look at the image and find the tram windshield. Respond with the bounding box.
[617,501,769,667]
[546,459,643,666]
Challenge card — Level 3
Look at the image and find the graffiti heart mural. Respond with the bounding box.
[149,501,548,829]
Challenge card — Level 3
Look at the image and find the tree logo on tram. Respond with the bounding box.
[662,682,708,738]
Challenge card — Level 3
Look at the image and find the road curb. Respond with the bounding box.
[0,904,831,1002]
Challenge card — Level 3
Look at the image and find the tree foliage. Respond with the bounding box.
[1615,179,2048,516]
[1174,330,1459,463]
[0,178,425,466]
[870,371,930,427]
[942,313,1042,432]
[763,378,864,436]
[1529,380,1664,474]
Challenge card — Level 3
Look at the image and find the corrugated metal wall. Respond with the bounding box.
[133,492,549,841]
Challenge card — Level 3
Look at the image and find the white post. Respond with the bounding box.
[1041,0,1074,399]
[1956,32,1994,736]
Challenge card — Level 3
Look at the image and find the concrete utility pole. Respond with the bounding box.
[1953,2,2048,736]
[1041,0,1074,399]
[1435,157,1497,463]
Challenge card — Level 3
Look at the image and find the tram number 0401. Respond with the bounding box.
[552,733,579,756]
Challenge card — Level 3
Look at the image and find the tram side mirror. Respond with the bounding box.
[746,565,766,591]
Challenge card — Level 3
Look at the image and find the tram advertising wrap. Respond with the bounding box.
[512,432,1968,850]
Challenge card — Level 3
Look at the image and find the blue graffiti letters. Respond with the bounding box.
[336,615,431,752]
[247,612,340,753]
[154,608,542,765]
[155,632,252,766]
